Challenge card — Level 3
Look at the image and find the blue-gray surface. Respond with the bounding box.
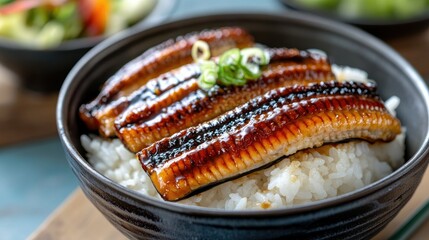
[0,1,285,239]
[0,138,77,240]
[169,0,284,20]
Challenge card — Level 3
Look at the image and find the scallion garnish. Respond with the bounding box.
[240,48,269,80]
[192,40,211,62]
[219,48,245,86]
[192,41,270,90]
[197,60,218,90]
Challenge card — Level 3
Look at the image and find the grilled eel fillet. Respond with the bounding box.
[116,48,334,152]
[87,63,200,137]
[80,27,254,132]
[137,81,401,201]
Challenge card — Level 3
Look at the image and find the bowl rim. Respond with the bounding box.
[57,11,429,217]
[0,0,176,52]
[280,0,429,27]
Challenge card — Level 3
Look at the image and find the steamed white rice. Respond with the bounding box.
[81,65,405,210]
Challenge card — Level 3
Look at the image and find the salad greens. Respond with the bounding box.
[296,0,429,20]
[0,0,155,48]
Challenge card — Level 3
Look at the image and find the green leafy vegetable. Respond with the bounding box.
[295,0,429,19]
[0,0,13,6]
[0,0,155,48]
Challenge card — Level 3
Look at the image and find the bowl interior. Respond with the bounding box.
[60,13,429,210]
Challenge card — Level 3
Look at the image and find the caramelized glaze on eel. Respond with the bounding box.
[138,81,401,201]
[116,48,334,152]
[80,27,254,134]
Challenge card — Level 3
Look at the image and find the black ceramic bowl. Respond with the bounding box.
[280,0,429,38]
[0,0,175,92]
[57,13,429,239]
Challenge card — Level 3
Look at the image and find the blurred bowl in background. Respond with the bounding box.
[0,0,175,92]
[280,0,429,38]
[58,13,429,239]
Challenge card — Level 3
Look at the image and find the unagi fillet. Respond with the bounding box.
[83,63,200,137]
[137,81,401,201]
[80,27,254,132]
[117,48,334,152]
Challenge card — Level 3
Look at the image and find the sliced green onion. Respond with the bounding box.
[199,60,217,71]
[240,48,270,65]
[219,48,241,66]
[197,60,218,90]
[191,41,271,90]
[241,62,261,79]
[219,64,246,86]
[218,48,246,86]
[198,68,218,90]
[192,40,211,62]
[240,48,269,79]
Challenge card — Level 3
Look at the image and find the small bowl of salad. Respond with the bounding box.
[0,0,175,92]
[280,0,429,38]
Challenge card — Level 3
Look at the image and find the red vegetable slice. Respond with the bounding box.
[78,0,110,36]
[0,0,69,15]
[0,0,41,15]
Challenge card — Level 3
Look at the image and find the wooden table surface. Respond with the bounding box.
[2,24,429,240]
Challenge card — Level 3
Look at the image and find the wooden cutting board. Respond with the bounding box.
[29,168,429,240]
